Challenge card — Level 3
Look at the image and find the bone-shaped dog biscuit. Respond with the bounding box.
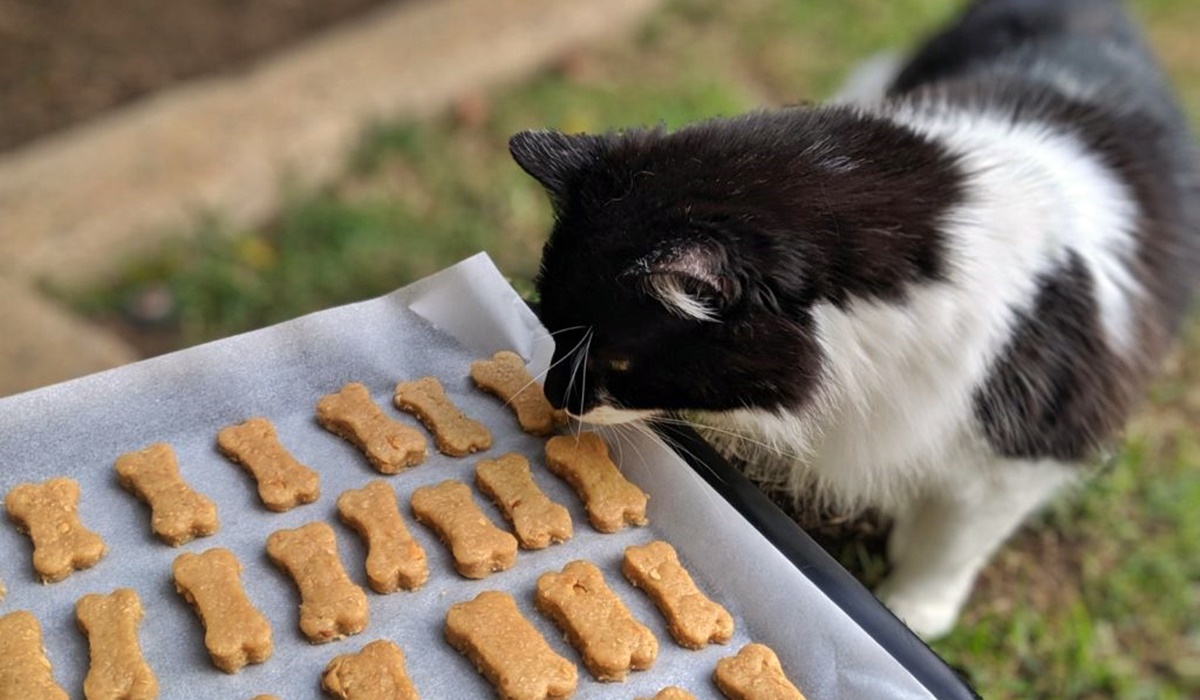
[544,432,648,532]
[172,548,274,673]
[536,560,658,681]
[321,639,420,700]
[410,480,517,579]
[5,477,107,582]
[75,588,158,700]
[266,521,368,643]
[444,590,577,700]
[638,689,697,700]
[475,453,572,549]
[0,610,69,700]
[116,442,219,546]
[394,376,492,456]
[623,540,734,649]
[217,417,320,511]
[469,351,563,436]
[337,480,428,593]
[317,383,427,474]
[714,643,805,700]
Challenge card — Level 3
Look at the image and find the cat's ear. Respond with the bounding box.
[509,130,603,204]
[625,243,737,322]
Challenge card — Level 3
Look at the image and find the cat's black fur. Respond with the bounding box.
[511,0,1199,638]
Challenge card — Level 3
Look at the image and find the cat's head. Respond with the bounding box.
[510,125,826,425]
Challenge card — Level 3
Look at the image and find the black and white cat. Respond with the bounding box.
[510,0,1199,638]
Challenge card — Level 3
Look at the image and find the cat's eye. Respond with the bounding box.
[607,358,632,372]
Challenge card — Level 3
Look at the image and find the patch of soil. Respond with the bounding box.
[0,0,404,152]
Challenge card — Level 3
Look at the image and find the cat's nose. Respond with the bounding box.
[543,366,598,415]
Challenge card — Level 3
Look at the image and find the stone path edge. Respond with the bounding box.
[0,0,662,397]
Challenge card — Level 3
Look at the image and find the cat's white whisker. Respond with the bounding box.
[649,414,809,464]
[574,331,594,438]
[560,328,593,434]
[610,423,628,466]
[624,421,733,521]
[527,324,589,343]
[507,327,591,412]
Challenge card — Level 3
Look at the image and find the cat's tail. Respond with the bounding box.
[888,0,1138,95]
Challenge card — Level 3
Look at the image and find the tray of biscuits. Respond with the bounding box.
[0,253,973,699]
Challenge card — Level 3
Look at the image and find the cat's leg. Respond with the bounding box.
[875,459,1077,639]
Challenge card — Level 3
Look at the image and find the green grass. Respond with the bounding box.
[57,1,1200,697]
[935,361,1200,698]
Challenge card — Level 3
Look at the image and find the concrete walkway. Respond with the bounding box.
[0,0,662,398]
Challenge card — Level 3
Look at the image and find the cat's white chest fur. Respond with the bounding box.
[697,105,1139,515]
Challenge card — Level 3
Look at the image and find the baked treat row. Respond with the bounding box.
[0,538,781,700]
[1,354,563,584]
[4,438,647,590]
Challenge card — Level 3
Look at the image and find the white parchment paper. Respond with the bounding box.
[0,253,933,699]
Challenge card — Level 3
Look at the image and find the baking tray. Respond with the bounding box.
[0,253,979,699]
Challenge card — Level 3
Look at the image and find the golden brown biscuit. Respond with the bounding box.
[172,548,273,673]
[317,382,427,474]
[115,442,219,546]
[469,351,564,436]
[475,453,572,549]
[250,696,280,700]
[637,688,696,700]
[337,480,429,593]
[535,560,657,681]
[321,639,420,700]
[394,376,492,457]
[75,588,158,700]
[266,521,368,643]
[0,610,69,700]
[410,480,517,579]
[217,417,320,511]
[714,643,805,700]
[5,477,107,582]
[444,590,577,700]
[544,432,648,533]
[623,540,734,649]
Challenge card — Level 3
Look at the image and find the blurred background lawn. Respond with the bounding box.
[51,0,1200,697]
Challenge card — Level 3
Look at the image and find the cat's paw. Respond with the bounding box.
[874,580,962,640]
